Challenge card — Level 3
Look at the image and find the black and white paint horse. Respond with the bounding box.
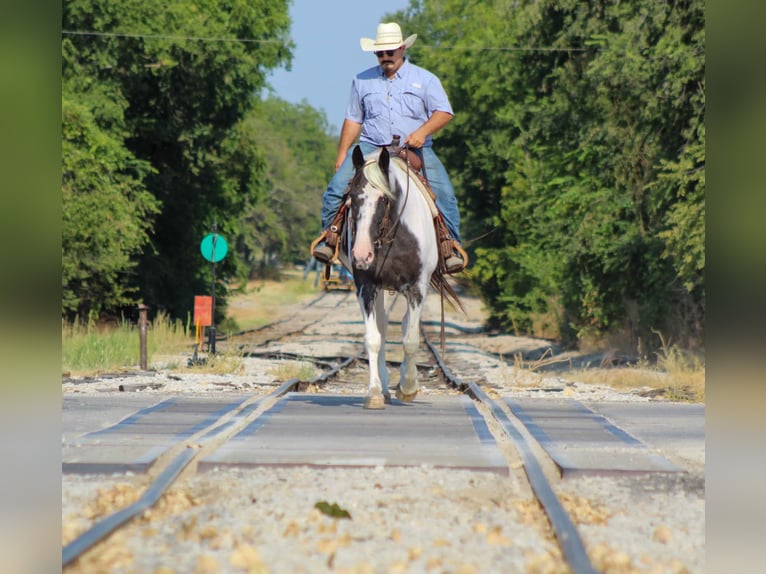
[338,145,461,409]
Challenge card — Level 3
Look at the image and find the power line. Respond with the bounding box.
[61,29,589,52]
[61,29,287,44]
[421,45,590,53]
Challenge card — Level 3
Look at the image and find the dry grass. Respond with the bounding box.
[178,345,247,375]
[226,268,320,331]
[61,269,321,376]
[562,333,705,402]
[268,360,321,382]
[62,312,191,376]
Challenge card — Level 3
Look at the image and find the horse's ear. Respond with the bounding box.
[352,145,365,169]
[377,146,390,175]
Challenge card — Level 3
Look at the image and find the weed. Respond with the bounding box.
[268,360,319,382]
[182,346,246,375]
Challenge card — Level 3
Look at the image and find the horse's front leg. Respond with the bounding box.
[361,290,390,409]
[396,298,423,403]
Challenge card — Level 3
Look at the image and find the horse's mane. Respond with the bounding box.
[362,155,397,201]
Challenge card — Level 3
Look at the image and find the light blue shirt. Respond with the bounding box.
[345,59,453,148]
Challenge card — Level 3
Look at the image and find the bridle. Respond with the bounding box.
[348,153,414,258]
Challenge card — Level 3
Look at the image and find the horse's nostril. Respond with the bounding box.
[356,253,372,263]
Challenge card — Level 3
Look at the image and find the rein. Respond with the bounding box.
[372,149,414,250]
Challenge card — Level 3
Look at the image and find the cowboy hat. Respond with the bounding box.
[360,22,417,52]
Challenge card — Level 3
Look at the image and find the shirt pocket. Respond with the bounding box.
[401,91,425,119]
[362,93,387,119]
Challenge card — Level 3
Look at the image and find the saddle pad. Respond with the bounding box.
[390,156,440,219]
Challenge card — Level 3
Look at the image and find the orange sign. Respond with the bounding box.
[194,296,213,326]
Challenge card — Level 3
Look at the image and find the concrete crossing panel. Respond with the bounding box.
[505,398,684,477]
[199,393,508,473]
[62,396,252,474]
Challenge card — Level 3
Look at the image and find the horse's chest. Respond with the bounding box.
[375,228,422,282]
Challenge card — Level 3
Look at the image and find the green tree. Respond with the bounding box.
[62,0,293,319]
[234,98,336,274]
[394,0,704,349]
[61,68,159,319]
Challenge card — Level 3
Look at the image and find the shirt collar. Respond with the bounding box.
[379,58,409,79]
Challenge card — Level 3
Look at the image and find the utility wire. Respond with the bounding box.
[61,29,288,44]
[61,29,590,51]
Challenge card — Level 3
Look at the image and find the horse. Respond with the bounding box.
[337,144,462,409]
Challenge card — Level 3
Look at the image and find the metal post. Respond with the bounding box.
[208,223,217,355]
[138,304,148,370]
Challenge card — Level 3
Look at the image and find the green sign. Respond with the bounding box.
[200,233,228,263]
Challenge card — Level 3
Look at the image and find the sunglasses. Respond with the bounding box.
[374,49,399,57]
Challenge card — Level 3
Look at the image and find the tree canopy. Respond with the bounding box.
[395,0,704,349]
[62,0,296,320]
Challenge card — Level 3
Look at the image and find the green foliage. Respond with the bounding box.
[61,80,159,319]
[234,98,336,273]
[394,0,705,350]
[62,0,295,320]
[60,0,705,354]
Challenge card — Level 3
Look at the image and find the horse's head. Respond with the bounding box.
[347,145,398,271]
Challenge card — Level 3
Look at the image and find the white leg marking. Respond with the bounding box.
[361,291,386,409]
[397,298,423,402]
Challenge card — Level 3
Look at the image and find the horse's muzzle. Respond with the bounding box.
[353,249,375,270]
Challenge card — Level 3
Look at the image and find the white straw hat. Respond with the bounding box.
[360,22,417,52]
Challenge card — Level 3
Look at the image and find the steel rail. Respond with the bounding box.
[422,327,599,574]
[228,291,356,352]
[225,290,333,338]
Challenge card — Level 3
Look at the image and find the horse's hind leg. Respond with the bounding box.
[396,299,423,403]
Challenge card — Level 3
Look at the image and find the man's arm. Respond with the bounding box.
[335,119,362,171]
[404,110,453,149]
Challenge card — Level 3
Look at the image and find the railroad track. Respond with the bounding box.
[62,289,703,573]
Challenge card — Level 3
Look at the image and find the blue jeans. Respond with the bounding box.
[320,142,462,244]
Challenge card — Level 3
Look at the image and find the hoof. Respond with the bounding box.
[364,394,386,410]
[395,387,418,403]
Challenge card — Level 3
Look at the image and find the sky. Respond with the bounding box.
[268,0,411,135]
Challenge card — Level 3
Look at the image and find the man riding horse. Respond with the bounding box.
[311,22,465,274]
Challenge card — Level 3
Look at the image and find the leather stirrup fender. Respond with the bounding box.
[434,214,454,259]
[324,202,348,249]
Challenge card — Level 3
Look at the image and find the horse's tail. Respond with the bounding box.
[430,271,465,314]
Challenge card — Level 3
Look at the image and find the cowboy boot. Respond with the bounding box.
[444,246,465,274]
[311,203,347,264]
[312,242,334,264]
[435,215,466,273]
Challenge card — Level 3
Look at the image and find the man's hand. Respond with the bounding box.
[404,110,453,149]
[404,128,427,149]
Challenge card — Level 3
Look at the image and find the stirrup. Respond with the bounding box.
[444,255,464,274]
[312,243,334,264]
[310,230,339,264]
[443,242,468,274]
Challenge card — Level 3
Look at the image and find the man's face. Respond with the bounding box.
[375,46,405,76]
